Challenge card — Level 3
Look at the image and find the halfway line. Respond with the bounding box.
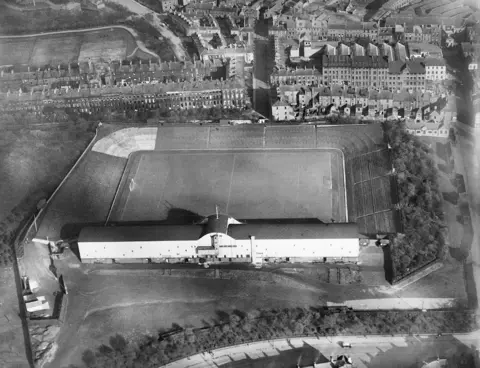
[225,154,236,214]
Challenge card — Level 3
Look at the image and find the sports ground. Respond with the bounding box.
[90,124,396,235]
[108,150,345,223]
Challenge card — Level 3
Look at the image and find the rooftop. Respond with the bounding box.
[78,225,204,243]
[228,222,360,240]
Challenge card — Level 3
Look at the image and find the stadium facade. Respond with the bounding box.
[78,214,361,266]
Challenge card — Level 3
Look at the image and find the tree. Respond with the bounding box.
[109,334,127,352]
[82,349,96,367]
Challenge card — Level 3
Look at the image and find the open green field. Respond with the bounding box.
[29,35,82,66]
[108,150,345,223]
[0,28,138,67]
[0,39,36,66]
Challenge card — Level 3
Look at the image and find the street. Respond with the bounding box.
[163,332,480,368]
[253,19,273,118]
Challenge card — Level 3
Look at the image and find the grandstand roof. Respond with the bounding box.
[79,221,360,244]
[228,222,360,240]
[78,225,204,243]
[204,214,229,235]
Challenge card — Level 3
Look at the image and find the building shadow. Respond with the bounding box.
[222,341,329,368]
[360,334,476,368]
[463,263,479,309]
[382,245,394,284]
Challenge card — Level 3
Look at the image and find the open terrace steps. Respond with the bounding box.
[429,0,465,15]
[441,7,472,18]
[93,124,386,158]
[418,0,452,12]
[35,151,127,240]
[92,127,157,158]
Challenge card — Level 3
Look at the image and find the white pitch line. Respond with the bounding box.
[120,155,143,221]
[226,154,236,214]
[295,158,301,214]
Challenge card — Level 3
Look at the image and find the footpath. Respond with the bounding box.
[162,331,480,368]
[453,120,480,309]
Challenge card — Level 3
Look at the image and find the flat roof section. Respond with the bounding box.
[228,222,359,240]
[78,225,204,243]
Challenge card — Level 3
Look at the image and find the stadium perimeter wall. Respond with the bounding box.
[18,124,100,254]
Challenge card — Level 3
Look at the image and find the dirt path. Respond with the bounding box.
[111,0,189,61]
[147,14,189,61]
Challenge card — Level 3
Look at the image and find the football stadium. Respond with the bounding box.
[50,124,396,266]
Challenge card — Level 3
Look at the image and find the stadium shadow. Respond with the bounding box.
[236,218,327,224]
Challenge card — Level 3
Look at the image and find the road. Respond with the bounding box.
[253,19,272,118]
[454,119,480,309]
[163,332,480,368]
[450,62,480,311]
[111,0,152,15]
[110,0,189,61]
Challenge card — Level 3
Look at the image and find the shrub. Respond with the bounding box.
[82,307,476,368]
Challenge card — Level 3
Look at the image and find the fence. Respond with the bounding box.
[390,257,441,285]
[391,260,444,289]
[18,124,99,249]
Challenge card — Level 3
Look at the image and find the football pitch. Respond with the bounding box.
[108,150,346,223]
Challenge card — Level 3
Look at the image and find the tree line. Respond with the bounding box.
[383,120,446,279]
[64,307,475,368]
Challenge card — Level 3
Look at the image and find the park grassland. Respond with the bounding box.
[0,2,132,36]
[79,307,477,368]
[0,122,96,265]
[0,27,138,68]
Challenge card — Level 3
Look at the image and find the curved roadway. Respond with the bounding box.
[162,332,480,368]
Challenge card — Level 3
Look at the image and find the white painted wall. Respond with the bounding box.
[79,240,199,260]
[79,237,359,260]
[244,238,359,258]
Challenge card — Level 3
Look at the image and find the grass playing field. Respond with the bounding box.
[0,27,139,68]
[0,39,35,66]
[29,35,82,66]
[108,150,345,223]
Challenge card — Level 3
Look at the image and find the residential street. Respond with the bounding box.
[163,332,480,368]
[253,19,272,118]
[453,120,480,308]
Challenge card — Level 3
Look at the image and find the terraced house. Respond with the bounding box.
[322,55,389,88]
[270,66,323,86]
[0,79,247,113]
[0,59,226,92]
[272,84,447,121]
